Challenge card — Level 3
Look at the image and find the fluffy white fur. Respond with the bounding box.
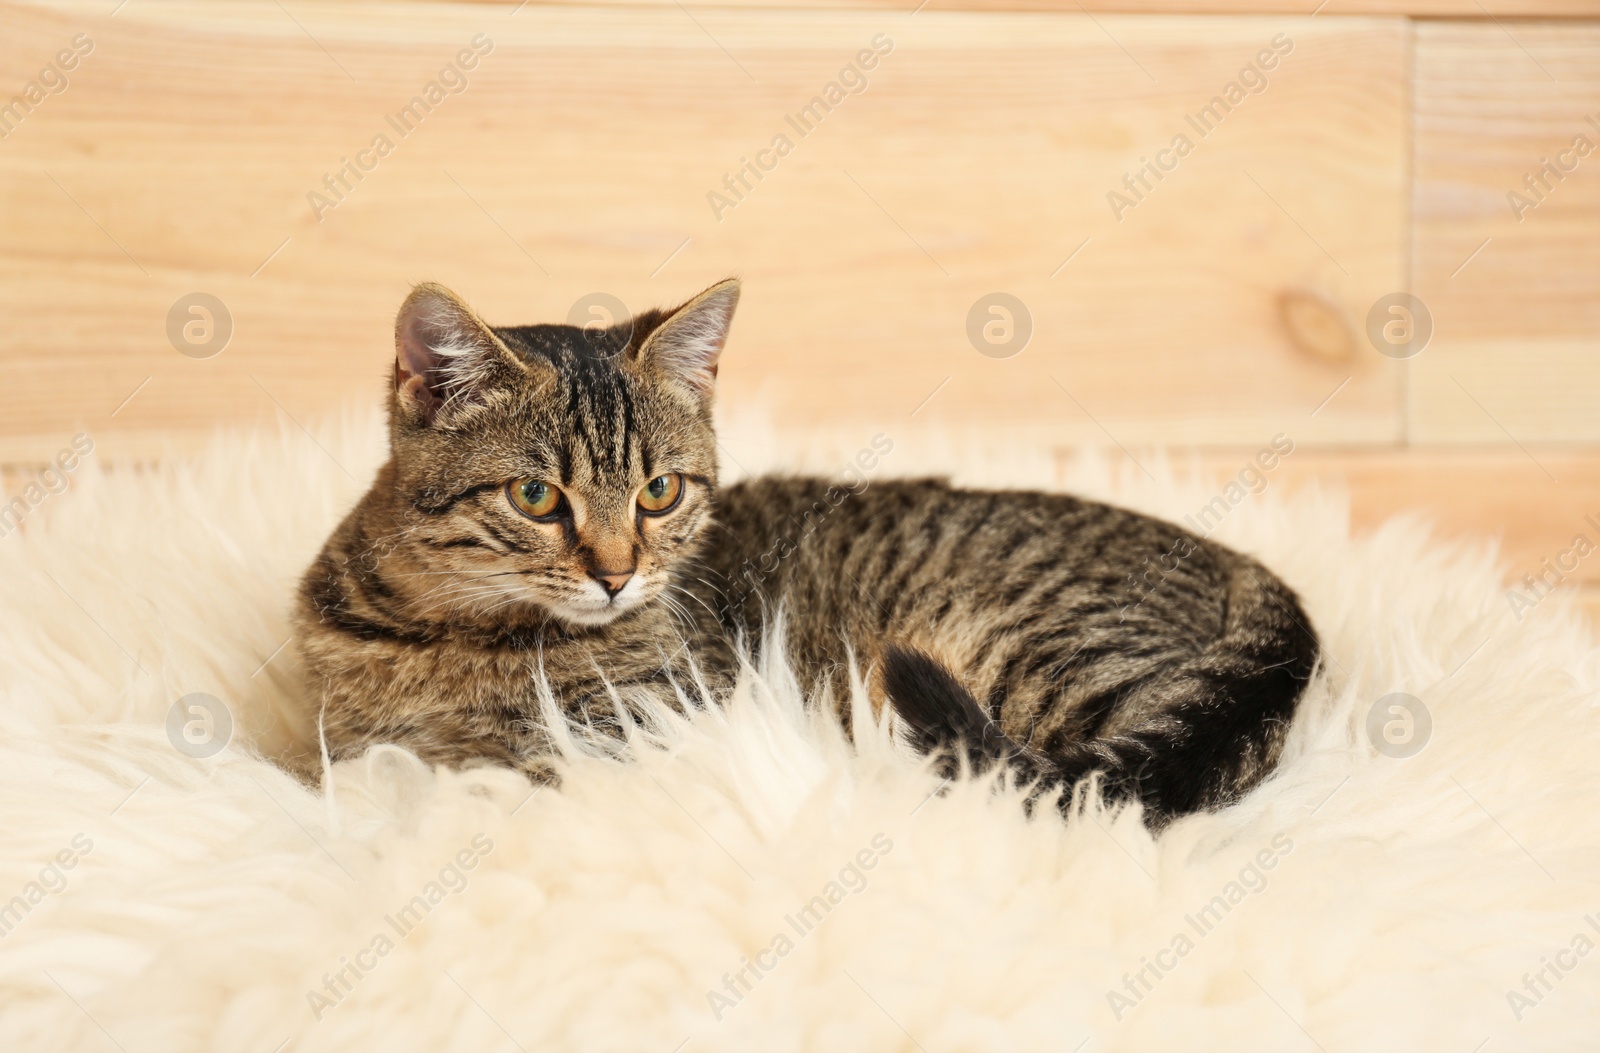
[2,409,1598,1052]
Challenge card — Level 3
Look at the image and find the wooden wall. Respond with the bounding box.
[1,1,1597,605]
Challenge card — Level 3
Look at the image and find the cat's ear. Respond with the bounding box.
[394,283,525,424]
[630,278,740,398]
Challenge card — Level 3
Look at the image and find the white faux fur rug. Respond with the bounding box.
[2,408,1599,1052]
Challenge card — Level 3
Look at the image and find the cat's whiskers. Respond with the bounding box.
[405,579,504,609]
[654,591,695,632]
[471,587,546,621]
[397,569,532,578]
[428,583,514,611]
[401,568,553,608]
[394,570,536,607]
[356,520,434,558]
[666,579,722,625]
[405,574,538,614]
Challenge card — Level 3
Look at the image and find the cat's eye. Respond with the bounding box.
[637,473,684,515]
[507,479,565,520]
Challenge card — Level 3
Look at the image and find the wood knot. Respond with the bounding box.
[1277,287,1356,363]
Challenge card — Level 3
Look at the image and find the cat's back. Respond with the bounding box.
[701,476,1236,662]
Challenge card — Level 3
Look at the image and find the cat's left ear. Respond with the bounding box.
[630,278,740,399]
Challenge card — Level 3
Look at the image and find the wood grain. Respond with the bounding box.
[0,2,1407,463]
[1069,446,1600,588]
[1412,22,1600,444]
[490,1,1600,17]
[1267,446,1600,635]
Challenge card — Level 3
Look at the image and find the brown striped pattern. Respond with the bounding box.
[295,282,1319,818]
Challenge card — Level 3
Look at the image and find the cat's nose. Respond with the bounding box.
[592,569,634,597]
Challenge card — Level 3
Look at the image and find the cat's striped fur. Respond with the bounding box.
[707,477,1318,817]
[295,279,1319,821]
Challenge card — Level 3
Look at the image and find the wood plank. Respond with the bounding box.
[1069,446,1600,590]
[0,3,1407,463]
[1412,23,1600,444]
[1281,449,1600,589]
[481,1,1600,17]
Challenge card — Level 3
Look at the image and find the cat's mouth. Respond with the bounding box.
[552,577,647,627]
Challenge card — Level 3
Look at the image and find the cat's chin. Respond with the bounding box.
[550,594,645,628]
[546,577,657,628]
[554,605,632,628]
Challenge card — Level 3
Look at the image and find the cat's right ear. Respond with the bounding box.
[394,283,526,425]
[629,278,740,400]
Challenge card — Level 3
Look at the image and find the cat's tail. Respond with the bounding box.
[878,560,1318,824]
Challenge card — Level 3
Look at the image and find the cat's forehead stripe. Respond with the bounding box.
[488,321,685,490]
[546,344,637,486]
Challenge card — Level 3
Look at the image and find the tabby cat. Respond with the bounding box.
[294,279,1318,820]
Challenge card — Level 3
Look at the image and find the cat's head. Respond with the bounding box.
[379,278,739,629]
